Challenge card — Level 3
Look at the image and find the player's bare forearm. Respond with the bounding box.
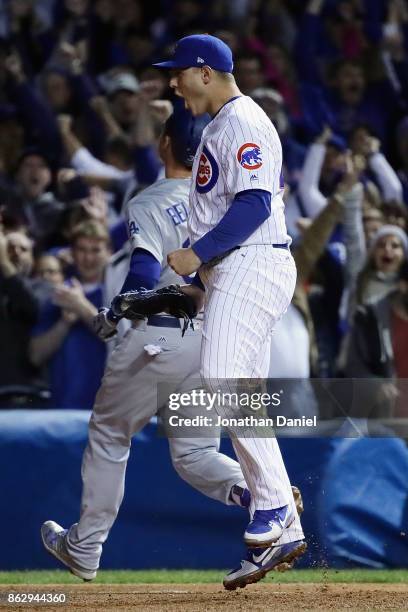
[167,247,202,275]
[180,283,205,312]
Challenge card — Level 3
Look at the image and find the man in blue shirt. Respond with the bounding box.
[30,220,111,409]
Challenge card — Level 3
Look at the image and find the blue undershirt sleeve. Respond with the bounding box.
[119,248,161,293]
[191,189,271,263]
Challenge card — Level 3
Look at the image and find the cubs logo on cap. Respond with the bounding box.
[237,143,263,170]
[196,146,219,193]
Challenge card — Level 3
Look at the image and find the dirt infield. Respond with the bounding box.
[1,583,408,611]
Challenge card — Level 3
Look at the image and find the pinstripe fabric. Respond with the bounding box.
[189,95,304,535]
[189,96,290,248]
[199,246,304,534]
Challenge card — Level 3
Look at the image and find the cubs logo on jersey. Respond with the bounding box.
[196,145,219,194]
[237,143,263,170]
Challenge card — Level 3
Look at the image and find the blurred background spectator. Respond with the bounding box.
[345,259,408,418]
[29,220,114,409]
[0,225,49,407]
[0,0,406,414]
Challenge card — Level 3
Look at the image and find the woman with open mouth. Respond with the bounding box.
[355,224,408,307]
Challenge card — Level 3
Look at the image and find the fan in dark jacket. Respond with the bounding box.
[345,261,408,418]
[0,229,48,407]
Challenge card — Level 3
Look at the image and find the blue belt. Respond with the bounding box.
[147,315,181,328]
[209,243,290,266]
[237,243,289,250]
[238,243,289,250]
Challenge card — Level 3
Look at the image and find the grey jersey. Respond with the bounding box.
[124,177,191,288]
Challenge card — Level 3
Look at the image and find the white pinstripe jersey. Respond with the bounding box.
[188,95,290,247]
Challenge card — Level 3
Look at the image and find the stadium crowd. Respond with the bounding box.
[0,0,407,418]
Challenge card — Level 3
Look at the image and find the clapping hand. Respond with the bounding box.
[53,278,88,315]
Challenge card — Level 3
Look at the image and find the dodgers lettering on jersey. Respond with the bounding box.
[124,177,191,289]
[188,96,290,247]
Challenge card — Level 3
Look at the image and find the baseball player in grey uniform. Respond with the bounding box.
[40,107,255,580]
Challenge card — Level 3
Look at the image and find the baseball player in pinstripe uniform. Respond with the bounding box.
[155,34,306,588]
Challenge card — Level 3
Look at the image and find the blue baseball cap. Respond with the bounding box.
[164,105,211,167]
[153,34,233,73]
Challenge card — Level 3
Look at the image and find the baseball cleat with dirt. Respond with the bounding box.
[41,520,97,582]
[223,539,307,591]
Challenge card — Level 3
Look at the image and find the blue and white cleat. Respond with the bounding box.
[223,539,307,590]
[244,505,294,547]
[41,520,97,582]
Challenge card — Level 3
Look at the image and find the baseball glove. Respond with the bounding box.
[110,285,197,336]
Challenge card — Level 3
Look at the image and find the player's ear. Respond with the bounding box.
[201,66,212,84]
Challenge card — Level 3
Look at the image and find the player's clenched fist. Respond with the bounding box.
[167,247,202,275]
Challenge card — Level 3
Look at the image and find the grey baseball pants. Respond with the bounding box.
[65,319,244,570]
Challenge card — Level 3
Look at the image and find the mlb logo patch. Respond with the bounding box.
[237,143,263,170]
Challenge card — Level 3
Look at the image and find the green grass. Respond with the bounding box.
[0,569,407,585]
